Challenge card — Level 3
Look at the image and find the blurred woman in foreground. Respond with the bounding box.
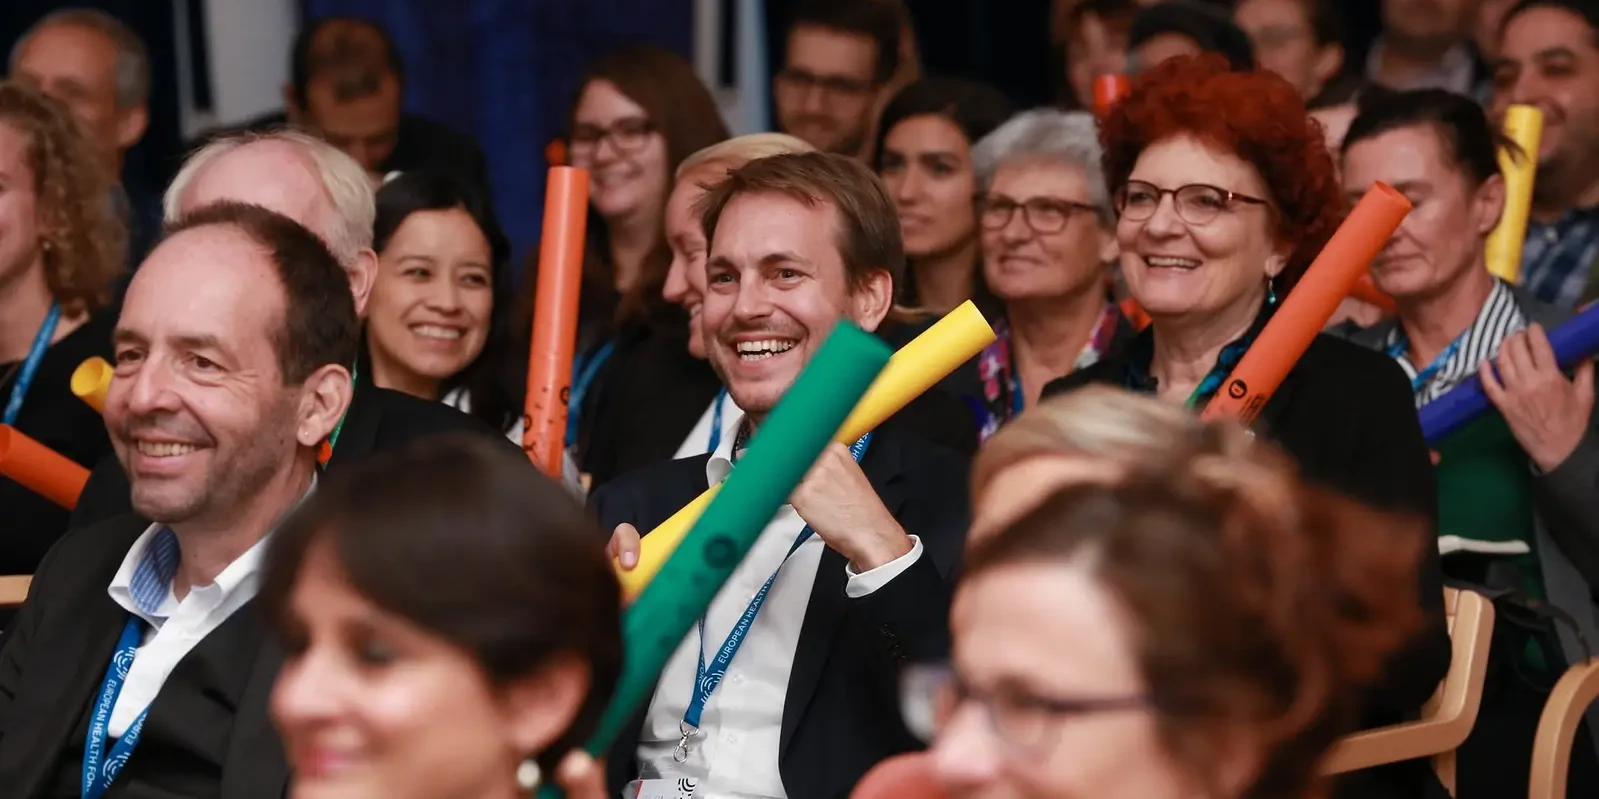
[261,435,621,798]
[920,434,1427,799]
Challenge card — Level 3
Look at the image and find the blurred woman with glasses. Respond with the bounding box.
[907,437,1429,799]
[951,109,1135,441]
[1043,55,1451,799]
[514,46,728,477]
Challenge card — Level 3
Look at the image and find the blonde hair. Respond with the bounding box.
[973,386,1248,497]
[165,128,374,269]
[675,133,816,181]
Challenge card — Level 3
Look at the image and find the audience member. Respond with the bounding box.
[1128,1,1255,73]
[0,81,124,576]
[262,435,619,798]
[924,454,1428,799]
[875,78,1013,315]
[0,203,356,797]
[1491,0,1599,309]
[1055,0,1140,109]
[1368,0,1488,97]
[775,0,903,156]
[1042,55,1452,799]
[1337,89,1599,796]
[598,152,970,798]
[8,9,158,261]
[69,130,514,530]
[954,110,1134,442]
[367,171,518,434]
[1233,0,1361,107]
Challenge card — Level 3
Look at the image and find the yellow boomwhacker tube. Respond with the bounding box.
[616,301,996,601]
[71,357,112,414]
[1485,105,1543,283]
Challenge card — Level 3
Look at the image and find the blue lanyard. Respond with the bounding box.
[706,388,728,455]
[1387,331,1466,393]
[82,616,150,799]
[4,303,61,426]
[564,340,616,448]
[675,432,874,757]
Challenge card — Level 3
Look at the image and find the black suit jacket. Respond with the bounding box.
[1045,331,1455,799]
[70,385,516,529]
[0,515,286,799]
[590,429,970,799]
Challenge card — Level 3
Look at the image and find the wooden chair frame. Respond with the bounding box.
[1529,657,1599,798]
[0,575,31,609]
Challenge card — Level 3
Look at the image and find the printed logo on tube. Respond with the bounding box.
[703,535,737,568]
[1227,380,1248,400]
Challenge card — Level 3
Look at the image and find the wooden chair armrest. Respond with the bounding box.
[1323,717,1472,774]
[1529,658,1599,799]
[0,575,31,609]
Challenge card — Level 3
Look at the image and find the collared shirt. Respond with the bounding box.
[103,477,314,737]
[1521,206,1599,310]
[635,410,924,798]
[673,392,746,459]
[1387,279,1527,407]
[1365,38,1483,98]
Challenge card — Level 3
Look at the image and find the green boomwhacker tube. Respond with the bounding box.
[536,322,892,799]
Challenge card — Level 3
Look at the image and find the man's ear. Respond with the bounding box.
[296,363,354,449]
[346,248,379,317]
[115,104,149,152]
[849,268,895,333]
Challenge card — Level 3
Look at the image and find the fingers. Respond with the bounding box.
[1480,357,1509,410]
[609,523,641,570]
[1526,323,1558,372]
[1576,359,1596,408]
[555,751,606,799]
[1498,332,1531,385]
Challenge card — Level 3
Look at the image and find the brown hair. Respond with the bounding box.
[260,434,622,778]
[964,449,1425,799]
[0,81,125,316]
[695,151,905,292]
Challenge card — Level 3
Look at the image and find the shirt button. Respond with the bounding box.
[730,674,743,685]
[724,732,739,744]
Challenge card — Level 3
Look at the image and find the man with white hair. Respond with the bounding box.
[69,129,515,528]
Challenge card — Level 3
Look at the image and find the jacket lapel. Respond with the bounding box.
[779,432,908,761]
[219,619,288,799]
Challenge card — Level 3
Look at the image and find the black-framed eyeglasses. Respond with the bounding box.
[775,67,874,99]
[569,116,656,156]
[901,663,1151,753]
[980,195,1101,235]
[1114,180,1270,226]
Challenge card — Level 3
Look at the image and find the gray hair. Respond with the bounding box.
[10,9,151,109]
[971,109,1111,221]
[165,129,375,270]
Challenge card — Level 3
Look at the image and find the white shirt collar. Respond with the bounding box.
[705,409,747,488]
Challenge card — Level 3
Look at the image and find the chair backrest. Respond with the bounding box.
[0,575,31,610]
[1529,657,1599,799]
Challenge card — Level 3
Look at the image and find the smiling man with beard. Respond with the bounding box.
[595,151,970,799]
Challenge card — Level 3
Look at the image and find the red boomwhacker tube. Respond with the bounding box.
[1093,74,1130,119]
[521,167,590,478]
[1200,182,1412,424]
[0,424,88,509]
[850,753,948,799]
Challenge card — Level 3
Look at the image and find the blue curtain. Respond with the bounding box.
[300,0,694,277]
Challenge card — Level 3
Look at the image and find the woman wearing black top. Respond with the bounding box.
[1041,56,1453,799]
[0,82,125,575]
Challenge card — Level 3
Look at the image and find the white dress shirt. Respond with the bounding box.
[673,391,746,460]
[635,410,924,798]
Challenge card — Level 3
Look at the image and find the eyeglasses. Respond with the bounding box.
[775,68,874,99]
[1114,180,1270,226]
[980,195,1101,235]
[569,117,656,157]
[900,662,1151,753]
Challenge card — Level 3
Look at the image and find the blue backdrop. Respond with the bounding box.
[301,0,694,278]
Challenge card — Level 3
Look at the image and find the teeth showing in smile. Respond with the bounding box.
[411,325,462,340]
[137,441,198,457]
[1146,256,1201,269]
[736,339,796,361]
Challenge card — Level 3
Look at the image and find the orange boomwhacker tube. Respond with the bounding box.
[1201,182,1412,424]
[521,167,591,478]
[70,356,113,414]
[0,425,88,509]
[1093,74,1130,119]
[1349,274,1397,313]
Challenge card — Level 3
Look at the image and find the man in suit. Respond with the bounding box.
[0,202,356,798]
[69,129,513,529]
[598,151,970,798]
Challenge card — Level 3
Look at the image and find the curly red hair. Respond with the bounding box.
[1101,54,1344,292]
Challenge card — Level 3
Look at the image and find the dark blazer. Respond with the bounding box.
[0,514,286,799]
[70,385,516,529]
[590,429,970,799]
[1045,331,1455,799]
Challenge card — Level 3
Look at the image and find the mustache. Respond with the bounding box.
[115,413,212,445]
[715,319,807,342]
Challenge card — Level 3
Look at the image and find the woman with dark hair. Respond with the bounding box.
[1043,54,1451,799]
[516,45,730,471]
[875,77,1013,314]
[365,171,518,434]
[262,434,622,798]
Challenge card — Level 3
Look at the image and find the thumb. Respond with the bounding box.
[1575,359,1596,408]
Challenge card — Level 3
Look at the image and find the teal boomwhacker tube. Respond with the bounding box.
[537,322,892,798]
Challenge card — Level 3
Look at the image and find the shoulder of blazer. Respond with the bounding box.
[1271,334,1419,431]
[27,513,149,605]
[1509,283,1575,328]
[589,454,715,533]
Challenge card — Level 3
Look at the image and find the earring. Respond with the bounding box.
[516,758,541,792]
[1265,276,1278,306]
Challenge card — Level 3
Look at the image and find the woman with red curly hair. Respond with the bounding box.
[1043,55,1452,799]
